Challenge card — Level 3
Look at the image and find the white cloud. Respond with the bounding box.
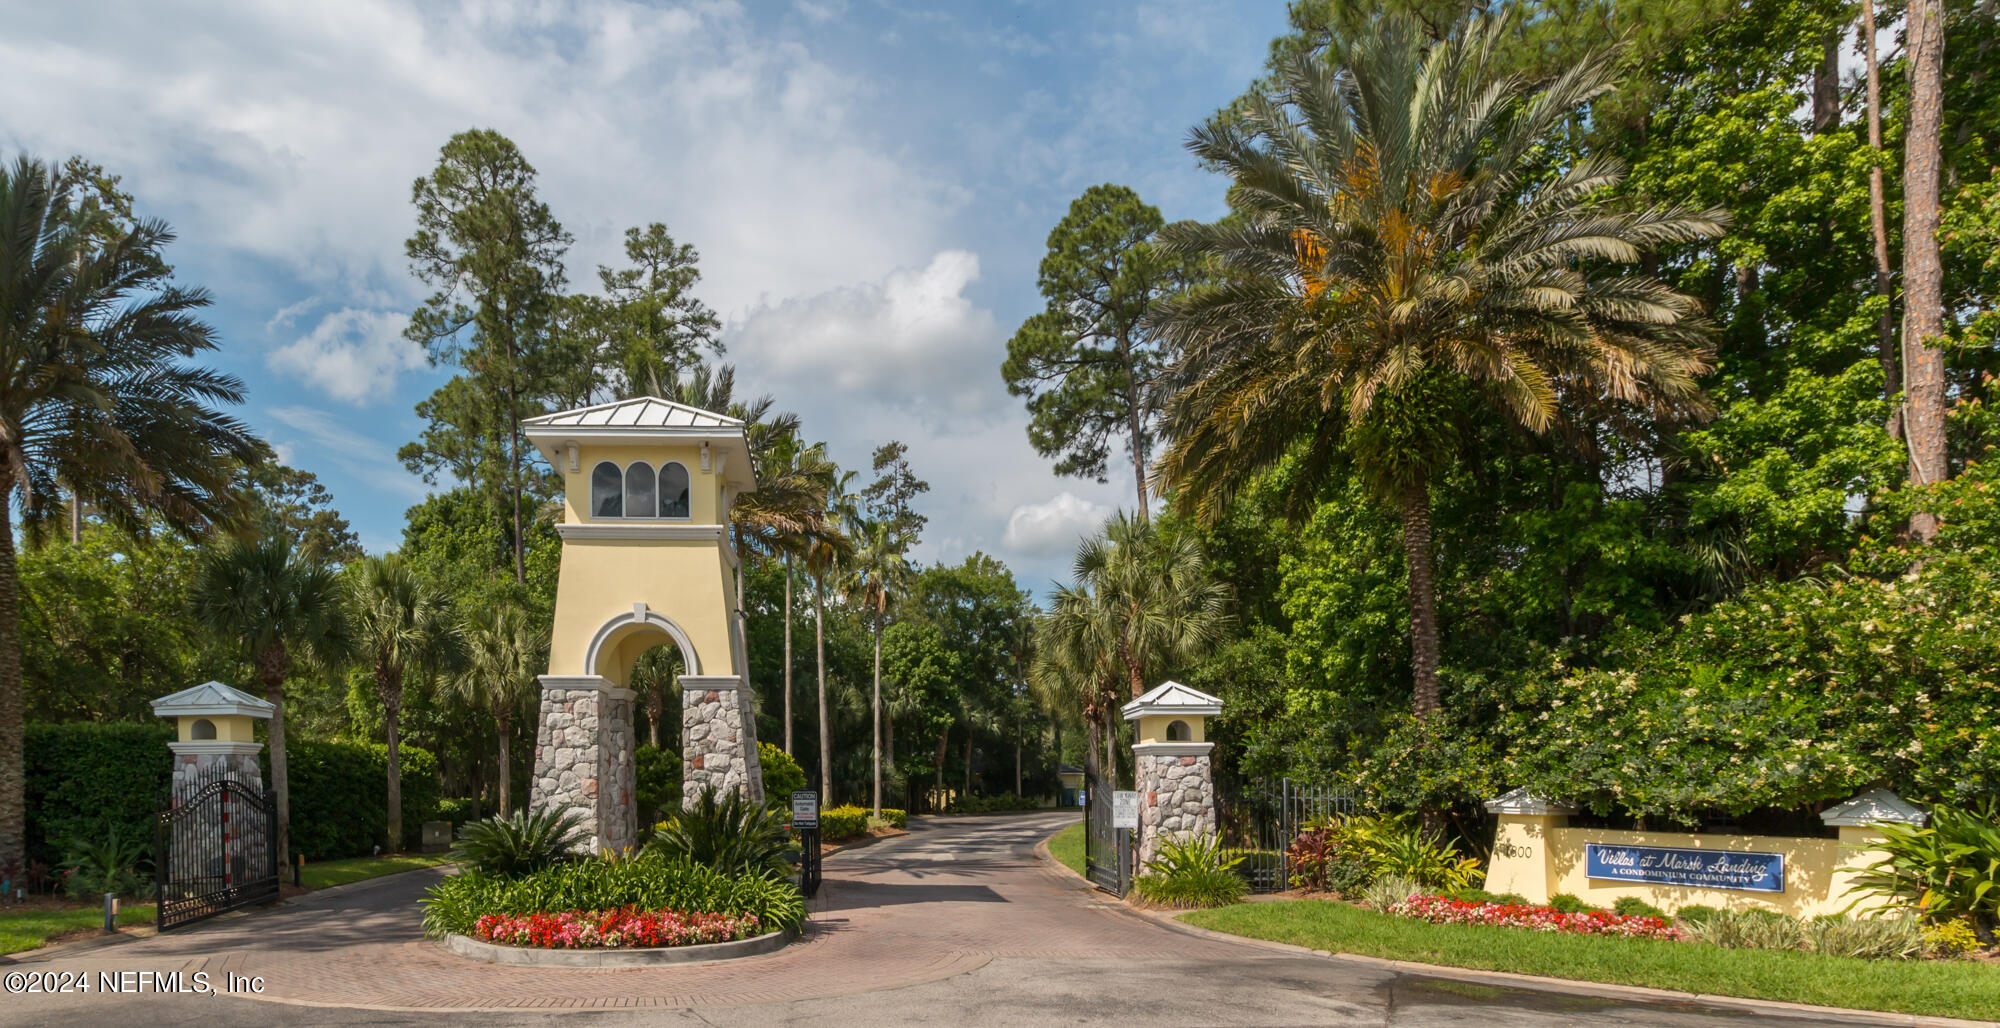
[727,250,1004,429]
[267,308,423,404]
[1003,491,1113,556]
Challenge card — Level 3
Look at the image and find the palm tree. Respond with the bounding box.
[743,434,837,756]
[847,517,912,816]
[454,602,546,815]
[191,536,348,868]
[1152,15,1723,717]
[0,156,262,867]
[802,472,855,802]
[1030,595,1120,790]
[347,555,456,852]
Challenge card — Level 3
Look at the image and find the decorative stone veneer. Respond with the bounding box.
[169,748,264,803]
[530,680,639,853]
[1135,749,1216,868]
[680,675,764,807]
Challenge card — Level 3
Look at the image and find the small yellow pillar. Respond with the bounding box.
[1482,788,1577,903]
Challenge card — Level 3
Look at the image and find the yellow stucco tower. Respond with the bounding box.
[524,397,766,852]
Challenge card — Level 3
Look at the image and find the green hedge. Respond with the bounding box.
[944,792,1047,814]
[635,745,680,824]
[24,722,175,865]
[279,739,439,861]
[758,743,806,803]
[420,854,805,937]
[819,805,870,840]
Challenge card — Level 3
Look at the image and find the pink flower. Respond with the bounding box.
[1388,895,1683,941]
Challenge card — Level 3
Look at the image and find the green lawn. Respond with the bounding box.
[301,852,455,890]
[1185,900,2000,1022]
[1047,820,1085,878]
[0,903,155,955]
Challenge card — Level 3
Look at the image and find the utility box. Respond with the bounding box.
[421,821,454,853]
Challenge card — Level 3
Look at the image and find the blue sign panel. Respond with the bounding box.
[1584,843,1785,893]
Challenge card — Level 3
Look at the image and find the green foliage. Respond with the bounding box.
[1674,905,1724,926]
[1337,814,1483,891]
[1446,888,1533,907]
[649,788,792,875]
[634,745,680,825]
[817,805,870,841]
[1547,894,1600,915]
[421,852,804,938]
[1685,909,1807,951]
[452,808,585,876]
[60,827,148,899]
[282,739,441,860]
[875,808,907,830]
[1805,916,1926,961]
[24,722,173,865]
[943,793,1046,814]
[1848,803,2000,938]
[1134,833,1248,909]
[1923,918,1981,957]
[434,798,479,825]
[757,743,805,805]
[1361,875,1421,912]
[1613,897,1670,919]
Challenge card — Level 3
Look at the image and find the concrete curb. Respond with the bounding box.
[442,927,795,967]
[1031,829,1988,1028]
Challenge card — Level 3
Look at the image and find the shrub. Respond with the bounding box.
[454,808,586,875]
[24,722,173,865]
[1334,814,1483,892]
[434,797,480,826]
[1547,894,1600,914]
[758,744,806,805]
[1285,827,1339,891]
[875,808,908,830]
[1674,904,1723,926]
[817,805,870,841]
[944,793,1046,814]
[1326,849,1374,896]
[1391,895,1682,940]
[421,852,804,937]
[1612,897,1669,919]
[634,745,680,825]
[61,827,149,899]
[1848,802,2000,940]
[1805,915,1925,960]
[1447,888,1531,907]
[1923,917,1981,957]
[1685,909,1808,951]
[650,788,791,875]
[1362,874,1421,912]
[283,739,441,860]
[1133,834,1247,909]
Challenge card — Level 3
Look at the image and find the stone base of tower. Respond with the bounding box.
[530,676,638,854]
[680,675,765,807]
[1134,744,1217,869]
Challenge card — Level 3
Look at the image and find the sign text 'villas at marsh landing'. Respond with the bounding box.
[1583,843,1785,893]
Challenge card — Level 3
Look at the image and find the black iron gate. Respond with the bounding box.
[1082,770,1131,895]
[1217,778,1357,893]
[155,778,280,931]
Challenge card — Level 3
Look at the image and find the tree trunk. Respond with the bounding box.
[68,487,81,545]
[1812,32,1841,133]
[1398,471,1442,717]
[1102,710,1119,792]
[1861,0,1902,437]
[0,500,24,869]
[1902,0,1949,542]
[1081,705,1100,790]
[508,382,526,584]
[646,687,664,749]
[783,554,794,755]
[1121,331,1150,522]
[963,733,972,799]
[262,671,291,869]
[816,575,831,803]
[871,613,883,817]
[496,712,512,815]
[933,729,948,811]
[381,666,404,853]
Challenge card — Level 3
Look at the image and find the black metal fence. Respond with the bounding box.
[155,776,280,931]
[1083,769,1132,896]
[1216,778,1358,893]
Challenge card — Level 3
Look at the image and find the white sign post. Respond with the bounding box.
[1112,790,1139,830]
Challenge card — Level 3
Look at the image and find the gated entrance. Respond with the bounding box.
[155,776,280,931]
[1216,778,1357,893]
[1082,769,1132,895]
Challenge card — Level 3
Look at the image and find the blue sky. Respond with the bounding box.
[1,0,1292,596]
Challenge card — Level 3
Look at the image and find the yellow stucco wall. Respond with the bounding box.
[176,714,256,743]
[1486,816,1893,918]
[545,440,741,685]
[1134,713,1206,744]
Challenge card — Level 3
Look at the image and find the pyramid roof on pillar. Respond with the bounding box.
[1820,788,1929,826]
[150,681,274,719]
[524,396,757,491]
[526,396,742,430]
[1122,680,1222,721]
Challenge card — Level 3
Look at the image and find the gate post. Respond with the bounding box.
[150,682,272,800]
[1122,681,1222,870]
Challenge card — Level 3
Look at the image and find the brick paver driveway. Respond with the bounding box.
[7,812,1877,1025]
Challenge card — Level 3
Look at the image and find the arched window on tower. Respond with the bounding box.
[190,718,217,741]
[1166,720,1191,742]
[591,461,623,518]
[625,462,659,518]
[660,462,691,519]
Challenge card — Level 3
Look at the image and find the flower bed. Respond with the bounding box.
[1391,894,1683,940]
[472,907,762,949]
